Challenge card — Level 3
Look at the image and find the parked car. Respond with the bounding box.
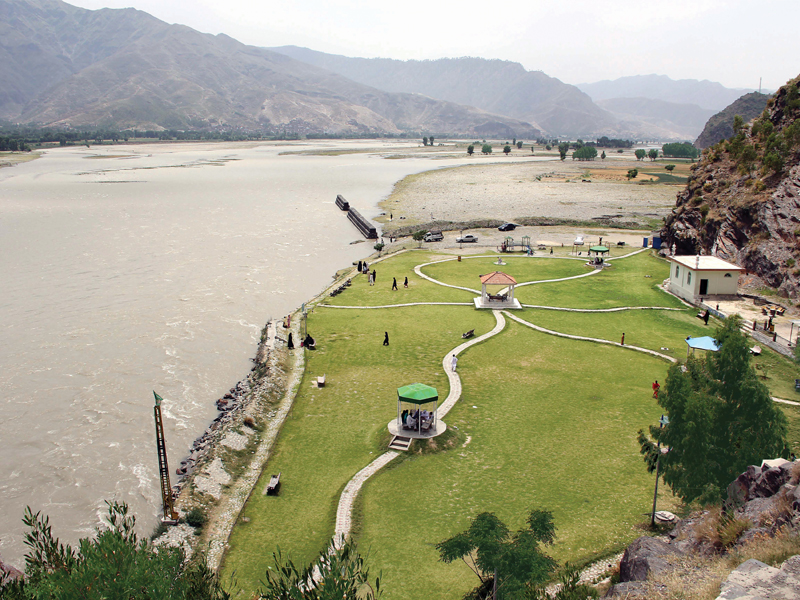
[424,230,444,242]
[456,234,478,243]
[498,223,517,231]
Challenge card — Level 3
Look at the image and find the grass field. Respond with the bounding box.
[220,248,800,598]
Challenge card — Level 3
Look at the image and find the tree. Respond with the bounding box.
[412,230,426,247]
[429,136,435,146]
[648,148,658,161]
[662,142,699,159]
[626,168,638,180]
[665,164,676,172]
[258,538,381,600]
[557,142,569,161]
[571,146,597,161]
[437,510,558,600]
[517,141,523,149]
[600,151,606,160]
[733,115,744,135]
[638,316,788,505]
[503,145,511,155]
[482,144,493,155]
[0,501,229,600]
[422,137,428,146]
[634,149,646,161]
[467,145,475,156]
[512,138,516,145]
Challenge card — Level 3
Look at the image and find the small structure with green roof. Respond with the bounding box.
[388,383,446,441]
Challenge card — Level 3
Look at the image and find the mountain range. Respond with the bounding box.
[0,0,756,140]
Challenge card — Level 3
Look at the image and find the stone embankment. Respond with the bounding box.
[605,459,800,599]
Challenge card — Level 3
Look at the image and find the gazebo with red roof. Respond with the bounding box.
[474,271,522,309]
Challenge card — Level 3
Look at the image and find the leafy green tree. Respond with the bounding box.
[665,164,676,172]
[437,510,557,600]
[648,148,658,161]
[412,230,426,247]
[467,145,475,156]
[638,316,788,505]
[429,136,435,146]
[0,501,228,600]
[517,141,523,149]
[733,115,744,135]
[626,168,638,180]
[503,145,511,155]
[258,538,381,600]
[572,146,598,161]
[482,144,493,155]
[600,151,606,160]
[634,149,646,161]
[545,145,551,151]
[662,142,699,159]
[512,138,516,145]
[423,137,428,146]
[557,142,569,161]
[763,152,784,175]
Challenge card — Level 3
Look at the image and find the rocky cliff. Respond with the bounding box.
[662,75,800,298]
[695,92,771,149]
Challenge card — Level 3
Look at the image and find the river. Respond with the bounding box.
[0,139,486,566]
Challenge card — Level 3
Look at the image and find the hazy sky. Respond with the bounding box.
[70,0,798,91]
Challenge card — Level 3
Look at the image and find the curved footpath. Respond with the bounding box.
[332,310,506,547]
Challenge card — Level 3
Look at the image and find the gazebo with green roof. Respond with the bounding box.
[588,245,610,267]
[388,383,447,439]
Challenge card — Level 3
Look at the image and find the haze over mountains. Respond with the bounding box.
[0,0,756,141]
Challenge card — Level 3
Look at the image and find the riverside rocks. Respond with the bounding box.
[618,536,682,582]
[717,556,800,600]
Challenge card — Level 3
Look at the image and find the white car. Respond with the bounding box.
[456,234,478,243]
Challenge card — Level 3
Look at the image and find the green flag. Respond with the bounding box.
[153,391,163,406]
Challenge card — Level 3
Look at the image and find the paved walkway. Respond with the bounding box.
[333,450,400,549]
[773,397,800,407]
[323,302,473,309]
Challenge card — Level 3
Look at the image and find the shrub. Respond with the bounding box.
[186,507,207,529]
[243,415,256,428]
[373,243,384,251]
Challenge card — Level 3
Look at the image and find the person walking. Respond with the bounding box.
[703,310,710,326]
[372,269,377,283]
[383,331,389,346]
[404,276,409,288]
[287,332,294,350]
[392,277,398,291]
[451,354,458,372]
[358,260,363,273]
[369,271,374,286]
[652,380,660,399]
[621,332,625,345]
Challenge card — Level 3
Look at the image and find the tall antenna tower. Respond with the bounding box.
[153,391,179,523]
[759,78,762,94]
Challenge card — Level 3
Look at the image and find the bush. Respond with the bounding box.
[186,507,207,529]
[373,243,384,251]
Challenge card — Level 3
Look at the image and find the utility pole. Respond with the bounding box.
[154,391,179,523]
[650,415,669,527]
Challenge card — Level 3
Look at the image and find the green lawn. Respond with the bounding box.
[222,305,497,593]
[357,321,674,600]
[518,306,711,360]
[516,252,683,309]
[221,248,800,599]
[420,256,588,291]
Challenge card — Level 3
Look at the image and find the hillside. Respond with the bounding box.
[596,97,716,140]
[662,75,800,297]
[578,74,755,111]
[1,0,539,137]
[695,92,771,149]
[270,46,617,138]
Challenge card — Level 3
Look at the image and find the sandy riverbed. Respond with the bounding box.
[378,159,681,228]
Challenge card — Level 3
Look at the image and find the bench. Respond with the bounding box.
[317,374,326,387]
[488,294,508,301]
[462,329,475,339]
[266,472,281,495]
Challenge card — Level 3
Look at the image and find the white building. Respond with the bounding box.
[667,255,744,303]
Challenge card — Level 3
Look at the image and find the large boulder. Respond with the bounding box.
[0,552,23,581]
[751,467,790,498]
[716,556,800,599]
[618,536,681,583]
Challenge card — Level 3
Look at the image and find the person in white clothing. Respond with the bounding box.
[451,354,458,372]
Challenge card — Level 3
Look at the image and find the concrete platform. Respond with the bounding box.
[473,297,522,310]
[388,419,447,439]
